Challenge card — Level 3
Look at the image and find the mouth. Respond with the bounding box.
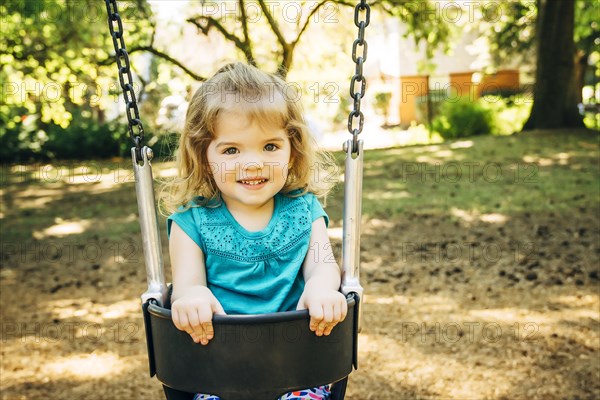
[237,178,269,186]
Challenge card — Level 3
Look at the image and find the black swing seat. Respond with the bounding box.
[142,293,359,400]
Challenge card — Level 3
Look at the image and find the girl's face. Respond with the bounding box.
[206,110,292,213]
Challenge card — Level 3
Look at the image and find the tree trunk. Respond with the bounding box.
[277,43,294,78]
[524,0,584,130]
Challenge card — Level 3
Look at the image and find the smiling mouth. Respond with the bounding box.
[238,178,268,185]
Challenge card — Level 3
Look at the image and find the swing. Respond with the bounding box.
[104,1,369,399]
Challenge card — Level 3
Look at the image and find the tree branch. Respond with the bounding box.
[240,0,251,46]
[292,0,330,46]
[131,47,206,81]
[238,0,256,65]
[98,46,206,81]
[187,16,243,48]
[257,0,288,47]
[187,15,255,66]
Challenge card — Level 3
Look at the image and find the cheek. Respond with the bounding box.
[205,162,219,182]
[280,151,293,181]
[205,151,224,184]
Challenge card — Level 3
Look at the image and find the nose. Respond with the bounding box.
[239,153,264,173]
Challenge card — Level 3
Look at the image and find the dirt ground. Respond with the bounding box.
[1,133,599,399]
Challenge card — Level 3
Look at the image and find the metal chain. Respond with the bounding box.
[347,0,370,154]
[104,0,145,158]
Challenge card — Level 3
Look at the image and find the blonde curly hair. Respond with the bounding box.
[160,62,336,215]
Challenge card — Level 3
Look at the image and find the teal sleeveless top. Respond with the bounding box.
[167,192,328,315]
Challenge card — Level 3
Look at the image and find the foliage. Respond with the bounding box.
[334,94,353,125]
[372,91,392,125]
[475,0,598,66]
[479,95,532,136]
[431,99,495,139]
[430,92,533,139]
[0,0,171,161]
[477,0,538,66]
[1,113,130,162]
[378,0,453,59]
[1,0,152,126]
[573,0,600,56]
[415,89,447,124]
[185,0,452,76]
[0,112,182,163]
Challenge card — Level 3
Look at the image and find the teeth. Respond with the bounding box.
[240,179,267,185]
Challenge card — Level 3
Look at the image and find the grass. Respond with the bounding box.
[1,128,598,244]
[1,128,598,400]
[326,128,599,222]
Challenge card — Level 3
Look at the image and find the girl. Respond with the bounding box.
[163,62,347,400]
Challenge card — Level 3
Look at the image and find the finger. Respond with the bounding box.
[202,321,214,341]
[324,322,337,336]
[323,304,334,324]
[178,311,194,335]
[190,331,201,344]
[317,304,334,336]
[316,320,328,336]
[197,308,213,345]
[194,310,208,344]
[309,311,324,332]
[172,308,184,332]
[309,317,319,332]
[187,309,200,331]
[332,301,342,323]
[309,303,324,331]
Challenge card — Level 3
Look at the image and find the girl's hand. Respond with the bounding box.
[171,285,226,345]
[297,283,348,336]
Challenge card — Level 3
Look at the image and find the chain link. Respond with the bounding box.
[105,0,145,156]
[347,0,370,154]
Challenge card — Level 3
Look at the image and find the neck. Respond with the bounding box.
[225,197,276,232]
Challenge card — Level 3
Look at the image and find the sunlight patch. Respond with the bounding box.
[99,299,140,319]
[479,213,507,223]
[367,294,410,305]
[450,140,474,149]
[47,298,139,322]
[467,308,551,324]
[450,208,475,222]
[46,352,128,379]
[554,152,571,165]
[364,190,410,200]
[358,332,513,399]
[156,166,178,178]
[553,294,598,307]
[33,218,92,239]
[522,155,554,166]
[433,149,454,158]
[368,218,396,229]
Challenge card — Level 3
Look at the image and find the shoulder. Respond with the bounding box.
[279,190,315,209]
[278,191,328,226]
[167,199,227,234]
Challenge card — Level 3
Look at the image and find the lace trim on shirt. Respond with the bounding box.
[207,227,311,262]
[199,196,313,261]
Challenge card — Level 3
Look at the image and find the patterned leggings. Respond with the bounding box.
[193,385,331,400]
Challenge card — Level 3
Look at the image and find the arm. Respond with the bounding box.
[296,217,348,336]
[170,222,225,345]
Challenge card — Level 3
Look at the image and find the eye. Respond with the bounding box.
[264,143,279,152]
[223,147,239,155]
